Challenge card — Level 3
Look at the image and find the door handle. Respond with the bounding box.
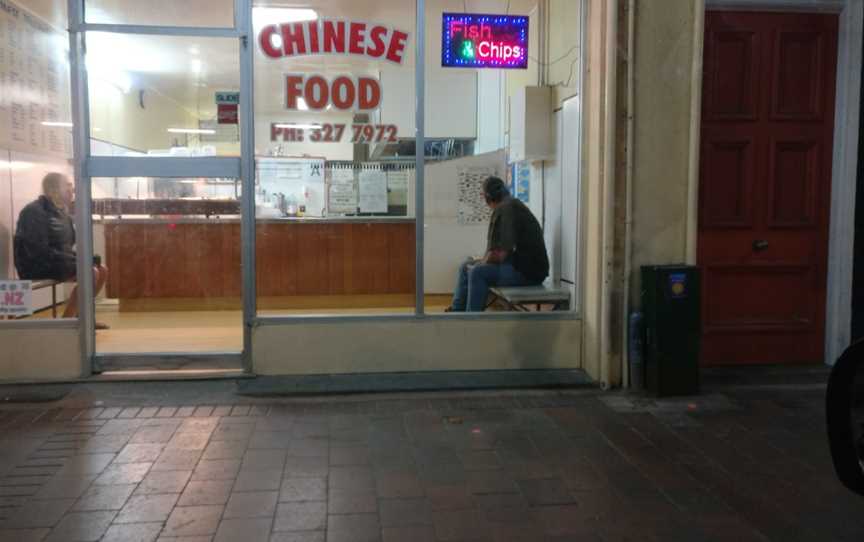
[752,239,769,252]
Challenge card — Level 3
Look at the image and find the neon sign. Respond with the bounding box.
[442,13,529,69]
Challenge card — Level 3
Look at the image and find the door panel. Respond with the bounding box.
[699,12,838,365]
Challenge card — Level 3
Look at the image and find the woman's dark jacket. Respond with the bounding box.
[14,196,76,281]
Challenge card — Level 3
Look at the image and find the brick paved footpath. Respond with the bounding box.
[0,377,858,541]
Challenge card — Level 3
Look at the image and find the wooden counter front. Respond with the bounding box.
[103,221,415,309]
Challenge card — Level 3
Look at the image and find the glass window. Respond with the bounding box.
[426,0,580,314]
[90,176,243,353]
[86,33,241,157]
[84,0,235,28]
[253,0,417,316]
[1,1,80,321]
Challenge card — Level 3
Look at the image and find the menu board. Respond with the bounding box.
[0,1,72,158]
[256,158,326,217]
[328,167,357,214]
[358,169,388,214]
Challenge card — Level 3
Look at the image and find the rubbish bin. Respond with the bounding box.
[640,265,700,396]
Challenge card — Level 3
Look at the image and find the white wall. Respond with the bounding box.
[0,324,81,380]
[254,317,582,375]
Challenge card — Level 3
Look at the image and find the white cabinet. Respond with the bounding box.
[509,86,554,162]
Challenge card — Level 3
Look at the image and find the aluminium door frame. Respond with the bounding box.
[702,0,863,365]
[66,0,255,375]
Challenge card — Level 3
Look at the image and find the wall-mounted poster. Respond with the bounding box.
[457,166,496,225]
[358,168,388,213]
[328,166,357,215]
[0,1,72,158]
[510,160,531,204]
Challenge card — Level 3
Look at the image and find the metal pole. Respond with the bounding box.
[415,0,426,316]
[237,0,256,372]
[68,0,95,376]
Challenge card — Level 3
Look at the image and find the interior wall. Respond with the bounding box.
[0,325,81,380]
[89,81,200,154]
[253,317,582,374]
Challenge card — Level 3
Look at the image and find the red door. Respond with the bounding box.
[699,11,838,365]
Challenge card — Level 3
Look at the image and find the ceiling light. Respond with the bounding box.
[41,121,73,128]
[167,128,216,135]
[190,59,203,74]
[0,160,34,170]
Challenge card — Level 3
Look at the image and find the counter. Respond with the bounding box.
[101,218,416,310]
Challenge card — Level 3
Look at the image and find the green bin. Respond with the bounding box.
[640,265,701,396]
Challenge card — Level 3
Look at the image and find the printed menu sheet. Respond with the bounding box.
[0,1,72,157]
[358,168,388,214]
[328,167,357,214]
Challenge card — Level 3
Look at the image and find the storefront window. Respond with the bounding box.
[90,176,243,353]
[1,0,79,321]
[84,0,235,28]
[253,0,417,316]
[425,1,579,314]
[86,34,241,158]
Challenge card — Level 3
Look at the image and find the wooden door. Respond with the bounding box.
[699,11,838,365]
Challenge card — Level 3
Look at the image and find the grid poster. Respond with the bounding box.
[0,1,72,158]
[457,166,495,225]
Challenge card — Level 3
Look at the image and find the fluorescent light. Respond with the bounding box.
[190,59,202,74]
[167,128,216,135]
[41,121,73,128]
[275,123,322,130]
[253,8,317,28]
[0,161,34,171]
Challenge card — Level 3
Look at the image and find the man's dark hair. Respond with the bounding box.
[483,176,510,204]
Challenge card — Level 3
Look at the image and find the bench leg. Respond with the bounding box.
[52,285,57,318]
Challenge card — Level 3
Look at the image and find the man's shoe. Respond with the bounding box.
[95,322,110,330]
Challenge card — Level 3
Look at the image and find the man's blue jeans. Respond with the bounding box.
[450,260,534,312]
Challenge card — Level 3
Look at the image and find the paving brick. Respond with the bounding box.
[233,469,282,492]
[115,493,179,523]
[192,459,241,481]
[0,498,75,528]
[328,489,378,514]
[178,480,233,506]
[224,490,278,519]
[34,475,97,500]
[274,501,326,532]
[101,522,162,542]
[381,526,436,542]
[44,511,115,542]
[280,477,326,502]
[135,469,192,495]
[73,484,136,512]
[214,517,272,542]
[162,505,224,537]
[93,462,151,486]
[327,513,381,542]
[379,498,431,527]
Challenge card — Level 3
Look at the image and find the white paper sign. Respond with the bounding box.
[387,170,409,192]
[358,169,388,213]
[0,280,33,316]
[328,168,357,214]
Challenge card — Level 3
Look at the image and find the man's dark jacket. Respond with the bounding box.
[14,195,76,281]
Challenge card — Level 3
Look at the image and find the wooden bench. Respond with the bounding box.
[487,283,572,312]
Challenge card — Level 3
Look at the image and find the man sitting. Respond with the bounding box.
[447,176,549,312]
[14,172,108,321]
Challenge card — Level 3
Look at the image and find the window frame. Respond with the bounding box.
[3,0,585,377]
